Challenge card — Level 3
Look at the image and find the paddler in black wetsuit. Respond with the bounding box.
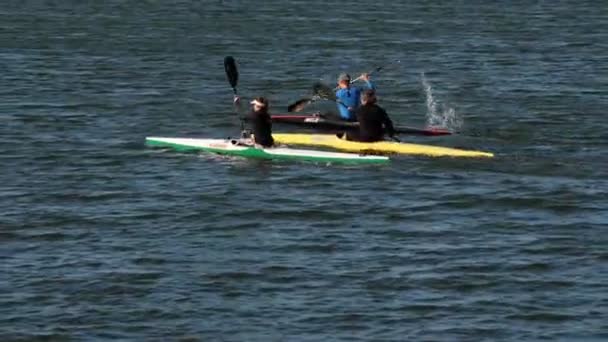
[344,89,395,142]
[245,97,274,148]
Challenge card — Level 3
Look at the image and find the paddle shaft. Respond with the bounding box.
[224,56,245,130]
[350,65,383,83]
[334,61,399,89]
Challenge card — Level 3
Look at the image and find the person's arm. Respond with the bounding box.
[358,73,376,90]
[233,95,246,116]
[382,108,396,137]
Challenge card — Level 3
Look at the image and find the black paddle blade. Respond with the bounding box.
[287,98,312,112]
[224,56,239,93]
[312,82,336,100]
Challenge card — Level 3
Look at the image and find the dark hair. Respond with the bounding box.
[252,96,269,108]
[360,89,377,104]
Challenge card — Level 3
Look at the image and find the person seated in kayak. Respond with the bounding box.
[335,72,375,122]
[246,97,274,148]
[344,89,395,142]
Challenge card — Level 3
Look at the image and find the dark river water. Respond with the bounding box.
[1,1,607,340]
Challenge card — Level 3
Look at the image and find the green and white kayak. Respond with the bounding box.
[145,137,389,164]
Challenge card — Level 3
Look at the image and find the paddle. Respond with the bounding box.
[313,82,336,100]
[315,82,355,113]
[224,56,239,95]
[287,82,337,112]
[287,97,318,113]
[287,77,363,112]
[224,56,246,131]
[334,60,400,89]
[340,65,384,87]
[288,62,397,112]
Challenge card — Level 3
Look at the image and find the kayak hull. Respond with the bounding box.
[145,137,389,164]
[270,114,453,136]
[272,133,494,158]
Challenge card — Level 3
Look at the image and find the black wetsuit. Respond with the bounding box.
[346,103,395,142]
[247,109,274,147]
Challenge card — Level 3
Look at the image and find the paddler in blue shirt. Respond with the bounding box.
[335,72,375,121]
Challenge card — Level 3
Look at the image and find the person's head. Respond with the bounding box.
[360,89,377,105]
[250,97,269,111]
[337,72,351,88]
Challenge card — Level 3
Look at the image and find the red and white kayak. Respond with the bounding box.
[270,114,452,136]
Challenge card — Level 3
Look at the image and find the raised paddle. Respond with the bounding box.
[313,82,336,100]
[224,56,239,95]
[288,63,396,112]
[287,81,337,112]
[287,81,360,114]
[287,76,363,112]
[314,81,353,112]
[287,96,320,112]
[224,56,245,131]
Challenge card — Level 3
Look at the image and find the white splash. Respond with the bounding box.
[421,73,463,130]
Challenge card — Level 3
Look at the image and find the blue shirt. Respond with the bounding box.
[335,81,375,121]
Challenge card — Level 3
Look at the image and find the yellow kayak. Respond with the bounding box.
[272,133,494,158]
